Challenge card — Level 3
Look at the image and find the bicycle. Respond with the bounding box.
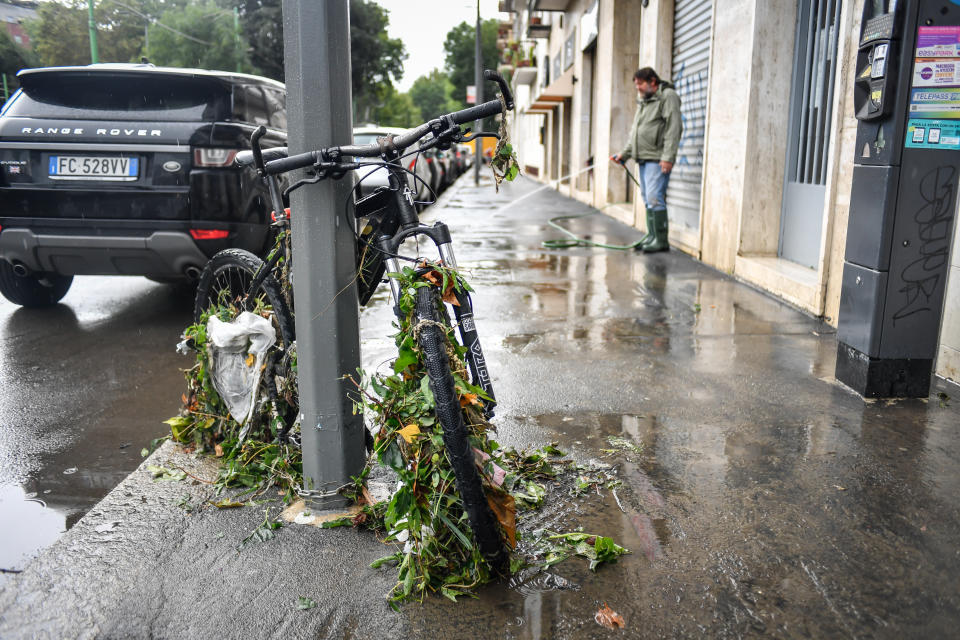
[192,70,516,569]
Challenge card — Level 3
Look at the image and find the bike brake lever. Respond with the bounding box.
[283,173,323,198]
[461,132,501,144]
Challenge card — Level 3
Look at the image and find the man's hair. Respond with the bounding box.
[634,67,660,84]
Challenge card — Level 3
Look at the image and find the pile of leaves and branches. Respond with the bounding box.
[165,261,629,606]
[166,259,302,502]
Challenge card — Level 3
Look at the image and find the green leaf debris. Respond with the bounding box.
[166,246,630,605]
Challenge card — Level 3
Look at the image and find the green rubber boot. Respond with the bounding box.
[641,208,670,253]
[635,208,655,250]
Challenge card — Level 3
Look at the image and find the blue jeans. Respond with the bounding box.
[636,161,671,211]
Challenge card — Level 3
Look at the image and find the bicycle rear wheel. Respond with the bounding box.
[194,248,297,439]
[193,248,296,346]
[414,285,508,570]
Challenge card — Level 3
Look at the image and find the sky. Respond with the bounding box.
[371,0,505,92]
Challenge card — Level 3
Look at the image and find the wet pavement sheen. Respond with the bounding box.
[1,174,958,638]
[0,277,190,585]
[397,176,960,637]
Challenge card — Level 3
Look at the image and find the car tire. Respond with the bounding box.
[0,261,73,307]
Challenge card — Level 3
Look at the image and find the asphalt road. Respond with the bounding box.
[0,276,193,583]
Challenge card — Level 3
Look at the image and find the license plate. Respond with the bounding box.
[48,155,139,181]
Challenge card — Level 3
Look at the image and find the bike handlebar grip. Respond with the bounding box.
[250,125,267,169]
[450,100,503,125]
[264,150,319,175]
[483,69,514,110]
[237,146,289,167]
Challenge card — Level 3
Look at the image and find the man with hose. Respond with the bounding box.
[611,67,682,253]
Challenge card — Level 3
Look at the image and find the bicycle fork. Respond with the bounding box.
[381,231,497,419]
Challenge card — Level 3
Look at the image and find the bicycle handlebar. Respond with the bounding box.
[259,70,513,176]
[236,145,289,168]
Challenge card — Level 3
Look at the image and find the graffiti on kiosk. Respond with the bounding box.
[671,61,707,180]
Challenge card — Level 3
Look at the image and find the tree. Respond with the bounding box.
[372,84,419,128]
[348,0,405,122]
[227,0,406,121]
[230,0,283,80]
[409,69,459,122]
[147,2,252,71]
[443,18,499,110]
[25,0,157,67]
[0,29,38,97]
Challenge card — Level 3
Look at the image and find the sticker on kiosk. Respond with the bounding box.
[916,26,960,58]
[909,88,960,118]
[912,59,960,87]
[907,26,960,149]
[905,119,960,149]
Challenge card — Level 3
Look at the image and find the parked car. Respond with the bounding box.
[352,126,432,205]
[436,148,456,189]
[0,63,287,307]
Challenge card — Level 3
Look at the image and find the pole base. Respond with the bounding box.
[835,342,932,398]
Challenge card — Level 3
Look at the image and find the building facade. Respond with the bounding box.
[500,0,960,387]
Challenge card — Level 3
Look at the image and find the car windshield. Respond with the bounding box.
[353,133,382,145]
[5,72,231,121]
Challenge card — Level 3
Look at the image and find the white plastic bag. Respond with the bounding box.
[206,311,277,436]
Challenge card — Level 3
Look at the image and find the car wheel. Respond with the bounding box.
[0,261,73,307]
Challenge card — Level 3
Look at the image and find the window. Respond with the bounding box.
[264,87,286,130]
[234,85,269,126]
[7,73,230,121]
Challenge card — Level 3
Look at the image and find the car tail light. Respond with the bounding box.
[193,148,239,167]
[189,229,229,240]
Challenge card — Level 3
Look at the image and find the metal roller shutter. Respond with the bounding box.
[668,0,713,232]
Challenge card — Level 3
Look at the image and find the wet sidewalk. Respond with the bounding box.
[1,173,959,639]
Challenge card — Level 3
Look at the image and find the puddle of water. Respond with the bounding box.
[0,483,67,588]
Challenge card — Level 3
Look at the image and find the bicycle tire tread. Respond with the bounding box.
[414,285,507,570]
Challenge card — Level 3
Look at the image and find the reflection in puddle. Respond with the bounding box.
[502,333,539,352]
[0,484,66,588]
[508,569,580,594]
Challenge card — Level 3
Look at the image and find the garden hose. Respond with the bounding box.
[541,161,648,250]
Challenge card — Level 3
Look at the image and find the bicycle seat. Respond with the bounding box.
[235,146,289,167]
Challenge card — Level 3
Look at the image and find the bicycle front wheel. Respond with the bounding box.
[414,285,508,570]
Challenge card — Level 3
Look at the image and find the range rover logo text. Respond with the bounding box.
[20,127,162,137]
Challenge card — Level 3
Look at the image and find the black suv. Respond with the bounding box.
[0,63,286,307]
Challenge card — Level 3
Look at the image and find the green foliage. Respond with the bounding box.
[409,69,460,122]
[443,19,499,110]
[230,0,284,79]
[166,248,628,606]
[373,84,420,129]
[237,508,283,551]
[25,0,156,67]
[167,232,300,501]
[223,0,408,122]
[148,2,252,71]
[489,141,520,189]
[539,532,630,571]
[0,29,37,97]
[296,596,318,610]
[349,0,406,122]
[442,18,499,132]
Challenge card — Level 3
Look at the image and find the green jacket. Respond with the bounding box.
[620,82,683,164]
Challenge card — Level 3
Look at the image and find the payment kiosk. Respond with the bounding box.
[837,0,960,396]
